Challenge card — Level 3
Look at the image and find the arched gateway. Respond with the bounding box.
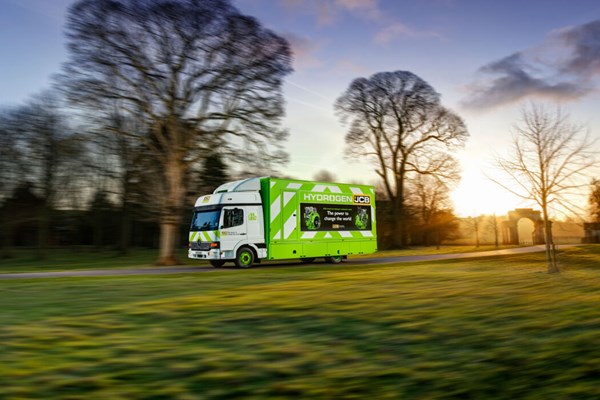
[502,208,545,245]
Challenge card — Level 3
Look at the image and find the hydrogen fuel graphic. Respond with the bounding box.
[304,206,321,230]
[355,207,369,230]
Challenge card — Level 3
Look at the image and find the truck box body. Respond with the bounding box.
[188,177,377,266]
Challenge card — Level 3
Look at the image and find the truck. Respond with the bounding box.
[188,177,377,267]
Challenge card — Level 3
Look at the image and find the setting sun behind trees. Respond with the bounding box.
[451,170,526,217]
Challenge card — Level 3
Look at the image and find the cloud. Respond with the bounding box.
[556,19,600,77]
[374,22,412,44]
[280,0,382,25]
[281,33,324,70]
[374,22,443,45]
[334,0,382,20]
[333,60,371,75]
[463,19,600,110]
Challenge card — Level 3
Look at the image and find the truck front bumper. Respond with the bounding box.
[188,249,236,260]
[188,249,221,260]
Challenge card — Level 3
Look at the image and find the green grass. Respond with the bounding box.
[352,244,521,258]
[0,245,519,273]
[0,248,210,273]
[1,245,600,398]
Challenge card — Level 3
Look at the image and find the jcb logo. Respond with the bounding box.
[353,195,371,205]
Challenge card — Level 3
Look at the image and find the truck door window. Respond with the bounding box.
[223,208,244,228]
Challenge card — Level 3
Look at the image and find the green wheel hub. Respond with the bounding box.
[240,253,251,265]
[235,247,255,268]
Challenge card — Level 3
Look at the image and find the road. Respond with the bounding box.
[0,245,580,280]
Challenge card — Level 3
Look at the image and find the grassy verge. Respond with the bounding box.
[0,245,523,273]
[351,244,521,258]
[0,248,209,273]
[1,245,599,398]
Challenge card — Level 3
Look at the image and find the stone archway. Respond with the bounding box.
[502,208,545,245]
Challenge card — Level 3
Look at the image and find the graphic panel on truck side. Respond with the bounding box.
[300,203,371,232]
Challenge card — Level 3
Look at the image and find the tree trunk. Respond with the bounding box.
[542,207,559,274]
[155,155,186,266]
[156,215,181,265]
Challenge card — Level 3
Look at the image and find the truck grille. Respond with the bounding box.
[190,241,212,251]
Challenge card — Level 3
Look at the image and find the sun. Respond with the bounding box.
[451,172,528,218]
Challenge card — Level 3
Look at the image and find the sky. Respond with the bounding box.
[1,0,600,217]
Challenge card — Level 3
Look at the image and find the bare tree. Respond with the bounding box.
[465,215,482,248]
[335,71,468,247]
[407,174,456,245]
[493,103,597,273]
[486,214,500,248]
[0,112,27,203]
[60,0,292,265]
[1,91,86,257]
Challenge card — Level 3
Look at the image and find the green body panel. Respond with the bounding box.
[259,177,377,260]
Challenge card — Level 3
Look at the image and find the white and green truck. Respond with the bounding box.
[188,177,377,267]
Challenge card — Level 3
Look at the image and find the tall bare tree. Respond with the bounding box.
[335,71,468,247]
[407,173,456,245]
[493,103,597,273]
[60,0,292,265]
[1,91,85,257]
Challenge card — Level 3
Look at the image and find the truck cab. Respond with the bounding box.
[188,179,266,267]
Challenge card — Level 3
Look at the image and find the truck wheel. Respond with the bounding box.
[210,260,226,268]
[326,256,343,264]
[235,247,255,268]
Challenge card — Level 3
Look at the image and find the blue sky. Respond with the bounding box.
[2,0,599,216]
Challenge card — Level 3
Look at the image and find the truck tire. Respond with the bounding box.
[210,260,226,268]
[326,256,344,264]
[235,247,255,268]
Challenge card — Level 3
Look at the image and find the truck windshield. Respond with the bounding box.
[190,209,221,232]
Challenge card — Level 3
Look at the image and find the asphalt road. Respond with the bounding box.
[0,244,581,280]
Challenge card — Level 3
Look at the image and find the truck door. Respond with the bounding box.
[219,207,246,253]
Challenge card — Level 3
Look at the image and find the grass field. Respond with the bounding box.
[1,245,600,398]
[0,245,516,274]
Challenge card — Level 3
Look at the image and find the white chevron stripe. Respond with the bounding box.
[301,232,317,239]
[271,195,281,222]
[283,191,295,206]
[284,214,297,239]
[339,231,353,238]
[287,182,302,190]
